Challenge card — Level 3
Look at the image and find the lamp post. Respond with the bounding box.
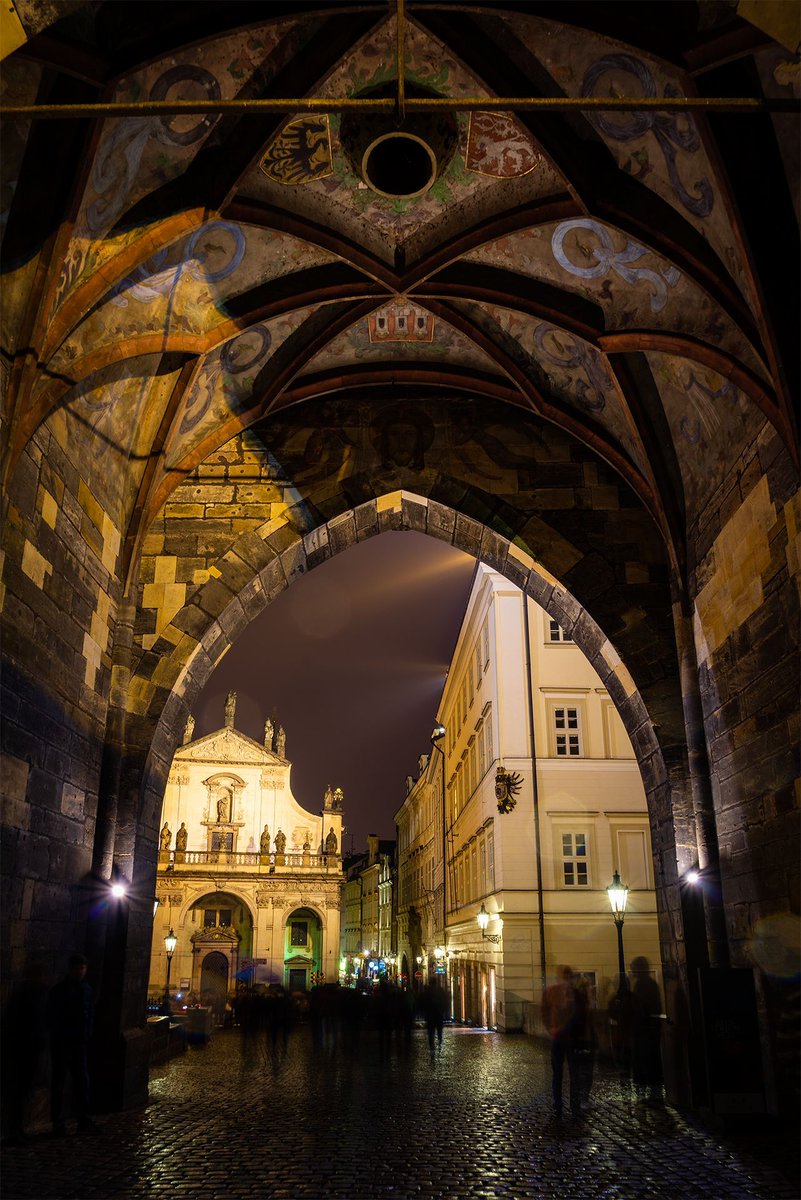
[607,871,629,994]
[164,928,177,1009]
[477,902,502,944]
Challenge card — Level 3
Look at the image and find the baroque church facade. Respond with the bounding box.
[150,694,344,1007]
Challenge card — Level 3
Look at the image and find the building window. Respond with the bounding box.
[468,659,474,706]
[475,643,482,685]
[290,921,308,946]
[478,723,486,778]
[548,618,573,643]
[210,831,233,852]
[469,743,477,795]
[203,908,232,928]
[485,710,493,766]
[487,831,495,890]
[483,619,490,667]
[554,705,582,756]
[562,833,589,886]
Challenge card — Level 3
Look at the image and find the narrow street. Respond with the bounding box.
[3,1024,795,1200]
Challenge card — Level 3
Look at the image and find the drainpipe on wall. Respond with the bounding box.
[523,595,548,1002]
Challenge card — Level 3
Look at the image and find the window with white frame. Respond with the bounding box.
[547,617,573,643]
[470,743,477,794]
[475,642,482,685]
[485,708,493,766]
[487,830,495,890]
[468,659,474,705]
[561,832,589,886]
[480,838,487,894]
[478,722,486,777]
[553,704,582,756]
[482,619,490,667]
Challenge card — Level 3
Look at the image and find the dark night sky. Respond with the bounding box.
[194,531,476,850]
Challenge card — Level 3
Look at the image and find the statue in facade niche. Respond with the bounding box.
[276,725,286,758]
[274,829,286,854]
[260,825,271,854]
[175,823,188,851]
[216,790,231,823]
[159,822,171,851]
[224,691,237,728]
[263,717,274,751]
[325,827,338,855]
[183,715,195,744]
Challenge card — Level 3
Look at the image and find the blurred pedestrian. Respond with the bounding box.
[420,980,446,1056]
[542,965,579,1118]
[571,976,597,1114]
[47,953,100,1136]
[630,957,664,1103]
[3,963,48,1145]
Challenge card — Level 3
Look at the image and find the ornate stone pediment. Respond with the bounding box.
[191,926,239,945]
[179,726,276,766]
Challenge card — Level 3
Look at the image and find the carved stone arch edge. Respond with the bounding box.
[170,883,258,931]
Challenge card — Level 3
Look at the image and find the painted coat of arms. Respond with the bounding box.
[495,765,523,814]
[465,111,542,178]
[260,115,333,185]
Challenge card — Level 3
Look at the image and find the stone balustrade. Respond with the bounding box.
[164,850,342,872]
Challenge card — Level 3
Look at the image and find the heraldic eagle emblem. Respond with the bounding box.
[495,765,523,814]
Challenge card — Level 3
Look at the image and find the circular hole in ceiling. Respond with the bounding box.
[362,132,438,199]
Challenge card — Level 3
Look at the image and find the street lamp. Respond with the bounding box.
[164,928,177,1008]
[607,871,629,994]
[477,902,502,944]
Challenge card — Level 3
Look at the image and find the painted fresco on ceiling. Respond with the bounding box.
[465,112,543,178]
[260,116,334,185]
[50,20,296,311]
[462,219,768,381]
[51,222,336,368]
[753,46,800,226]
[52,356,180,528]
[647,351,763,521]
[369,304,434,342]
[453,300,645,473]
[164,307,318,469]
[500,12,753,305]
[239,17,564,257]
[294,306,498,378]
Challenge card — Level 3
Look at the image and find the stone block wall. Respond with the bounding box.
[0,420,122,991]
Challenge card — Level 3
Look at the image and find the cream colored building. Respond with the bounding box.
[411,565,660,1030]
[340,836,396,982]
[395,755,444,987]
[149,697,345,1010]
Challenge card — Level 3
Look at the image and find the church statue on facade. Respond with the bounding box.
[224,691,237,728]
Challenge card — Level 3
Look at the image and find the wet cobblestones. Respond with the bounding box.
[2,1026,797,1200]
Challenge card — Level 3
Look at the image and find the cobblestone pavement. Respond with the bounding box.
[2,1025,797,1200]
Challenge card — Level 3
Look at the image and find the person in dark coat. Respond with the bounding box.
[419,980,446,1056]
[542,965,579,1118]
[3,963,48,1145]
[47,954,99,1135]
[630,957,664,1103]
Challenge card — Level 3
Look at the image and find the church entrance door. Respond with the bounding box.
[201,951,229,1023]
